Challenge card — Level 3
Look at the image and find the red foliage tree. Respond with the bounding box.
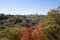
[32,22,50,40]
[20,26,32,40]
[21,28,31,40]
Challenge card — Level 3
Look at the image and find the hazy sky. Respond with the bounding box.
[0,0,60,15]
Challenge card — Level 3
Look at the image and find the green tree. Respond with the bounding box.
[43,9,60,40]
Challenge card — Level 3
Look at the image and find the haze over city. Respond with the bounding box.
[0,0,60,15]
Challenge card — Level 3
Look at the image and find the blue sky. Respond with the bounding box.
[0,0,60,15]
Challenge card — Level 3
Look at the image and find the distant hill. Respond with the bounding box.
[0,13,45,30]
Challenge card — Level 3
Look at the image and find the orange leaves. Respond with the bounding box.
[32,22,50,40]
[20,27,32,40]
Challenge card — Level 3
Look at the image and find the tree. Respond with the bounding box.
[56,6,60,13]
[32,22,50,40]
[0,27,26,40]
[43,9,59,30]
[43,9,60,40]
[21,26,32,40]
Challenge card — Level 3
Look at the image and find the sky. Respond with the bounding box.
[0,0,60,15]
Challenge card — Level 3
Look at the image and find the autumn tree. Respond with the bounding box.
[0,27,26,40]
[43,8,60,40]
[21,26,32,40]
[32,22,50,40]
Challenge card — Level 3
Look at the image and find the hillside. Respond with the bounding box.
[0,14,45,30]
[0,6,60,40]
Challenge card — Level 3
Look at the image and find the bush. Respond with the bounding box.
[0,27,26,40]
